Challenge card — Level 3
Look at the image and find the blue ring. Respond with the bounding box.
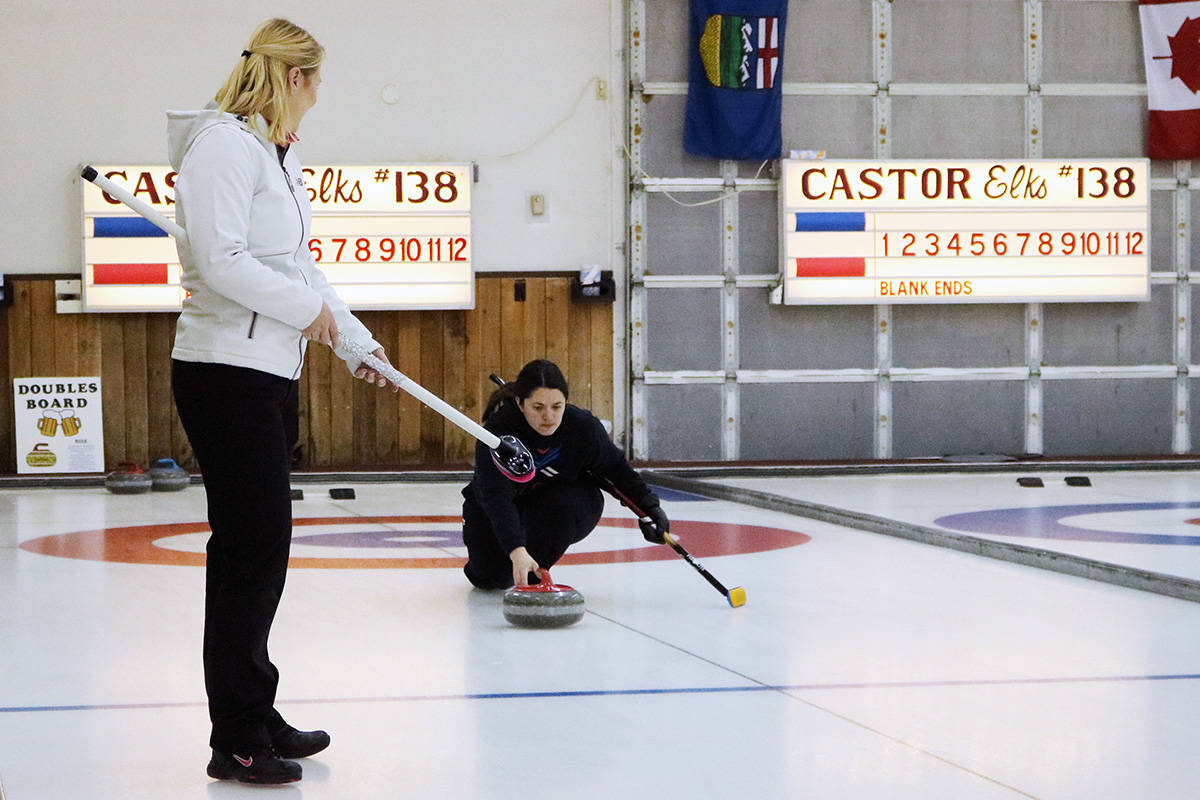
[934,502,1200,545]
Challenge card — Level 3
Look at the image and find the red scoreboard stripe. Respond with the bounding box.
[93,263,169,285]
[795,257,866,278]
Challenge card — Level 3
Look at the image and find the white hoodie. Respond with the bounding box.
[166,108,379,379]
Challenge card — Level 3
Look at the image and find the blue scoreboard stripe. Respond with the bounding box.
[92,217,169,238]
[793,212,866,232]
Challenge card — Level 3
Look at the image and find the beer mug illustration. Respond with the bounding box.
[61,413,81,437]
[36,410,59,437]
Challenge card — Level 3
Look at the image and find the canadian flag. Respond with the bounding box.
[1141,0,1200,158]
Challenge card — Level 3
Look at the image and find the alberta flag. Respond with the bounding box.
[1140,0,1200,158]
[684,0,787,160]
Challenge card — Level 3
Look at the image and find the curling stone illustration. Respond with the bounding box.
[502,569,585,629]
[148,458,190,492]
[105,461,152,494]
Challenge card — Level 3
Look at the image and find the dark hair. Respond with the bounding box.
[484,359,569,421]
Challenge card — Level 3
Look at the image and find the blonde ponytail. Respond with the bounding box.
[214,18,324,145]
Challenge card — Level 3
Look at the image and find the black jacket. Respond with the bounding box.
[465,402,658,552]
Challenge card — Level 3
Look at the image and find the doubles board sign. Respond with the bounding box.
[13,377,105,474]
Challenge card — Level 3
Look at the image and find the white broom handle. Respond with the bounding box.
[80,165,188,241]
[334,339,501,449]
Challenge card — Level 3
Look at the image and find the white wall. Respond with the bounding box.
[2,0,625,275]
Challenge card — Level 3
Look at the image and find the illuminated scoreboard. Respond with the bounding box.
[780,159,1150,305]
[81,164,473,312]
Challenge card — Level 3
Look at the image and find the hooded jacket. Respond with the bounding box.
[166,108,379,379]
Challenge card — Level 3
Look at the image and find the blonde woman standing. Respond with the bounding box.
[168,18,395,784]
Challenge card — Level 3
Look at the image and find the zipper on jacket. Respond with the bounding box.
[281,156,312,379]
[280,158,308,274]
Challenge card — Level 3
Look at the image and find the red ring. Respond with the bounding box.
[19,516,811,569]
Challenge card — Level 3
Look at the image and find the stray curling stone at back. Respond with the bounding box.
[502,569,585,628]
[105,461,152,494]
[149,458,190,491]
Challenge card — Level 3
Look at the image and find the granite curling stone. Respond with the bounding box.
[148,458,190,492]
[502,569,585,628]
[105,461,152,494]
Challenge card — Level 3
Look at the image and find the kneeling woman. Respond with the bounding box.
[462,359,669,588]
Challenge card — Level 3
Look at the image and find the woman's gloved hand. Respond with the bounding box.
[639,505,670,544]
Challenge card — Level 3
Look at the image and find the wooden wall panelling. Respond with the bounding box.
[121,315,150,468]
[330,334,356,467]
[75,314,109,466]
[76,315,102,376]
[477,278,503,397]
[442,309,472,464]
[369,313,400,465]
[350,315,377,466]
[99,315,126,469]
[348,311,398,467]
[567,289,593,411]
[544,277,571,371]
[395,311,423,464]
[589,301,614,424]
[0,276,612,475]
[145,314,173,465]
[499,278,526,384]
[29,281,55,373]
[305,336,331,468]
[0,281,33,472]
[457,304,481,463]
[7,282,33,378]
[0,301,9,473]
[463,287,485,441]
[523,277,547,366]
[52,295,79,376]
[419,311,445,464]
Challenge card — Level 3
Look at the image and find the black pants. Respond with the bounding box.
[461,482,604,589]
[172,359,298,752]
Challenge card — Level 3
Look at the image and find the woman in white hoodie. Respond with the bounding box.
[168,18,394,785]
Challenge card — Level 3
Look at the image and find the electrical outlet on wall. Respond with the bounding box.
[527,192,549,223]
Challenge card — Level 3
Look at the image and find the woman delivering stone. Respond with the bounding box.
[462,359,670,589]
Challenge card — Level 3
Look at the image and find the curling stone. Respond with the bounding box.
[105,461,152,494]
[148,458,190,492]
[502,569,585,629]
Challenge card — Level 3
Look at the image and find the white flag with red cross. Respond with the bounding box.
[1141,0,1200,158]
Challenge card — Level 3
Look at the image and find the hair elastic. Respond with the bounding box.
[241,50,252,58]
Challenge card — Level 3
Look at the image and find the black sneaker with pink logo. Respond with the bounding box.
[206,747,301,784]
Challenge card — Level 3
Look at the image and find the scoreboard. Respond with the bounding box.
[81,164,473,312]
[780,159,1150,305]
